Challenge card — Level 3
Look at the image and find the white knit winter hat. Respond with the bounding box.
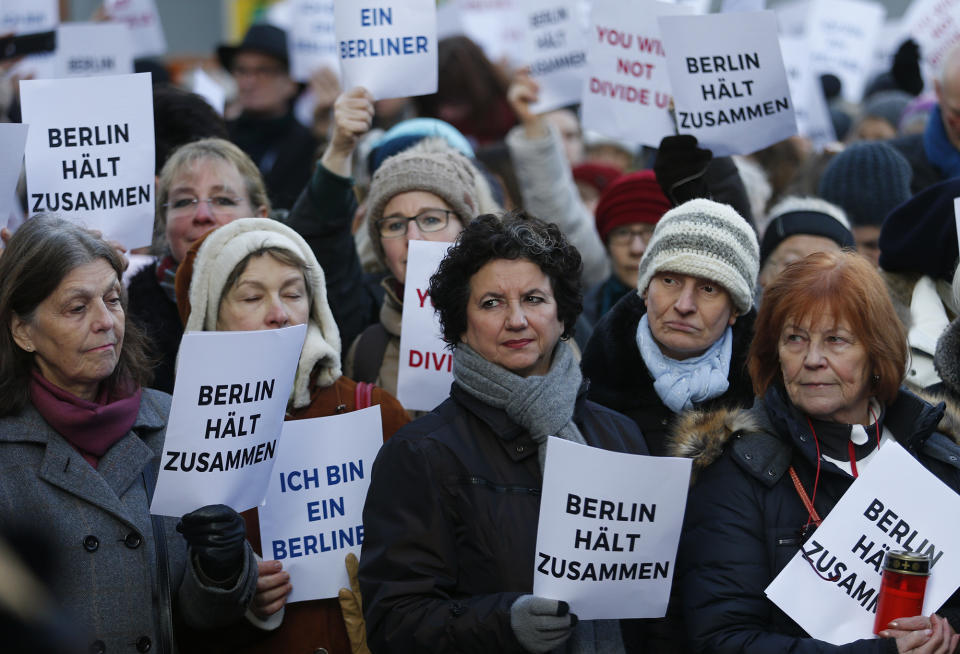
[182,218,342,407]
[636,198,759,314]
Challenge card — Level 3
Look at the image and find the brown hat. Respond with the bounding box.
[364,138,479,268]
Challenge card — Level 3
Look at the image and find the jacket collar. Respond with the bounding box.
[670,386,957,486]
[449,379,591,460]
[0,391,167,528]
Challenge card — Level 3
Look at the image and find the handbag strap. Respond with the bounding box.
[354,382,375,410]
[788,465,822,527]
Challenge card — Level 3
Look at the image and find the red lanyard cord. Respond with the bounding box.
[846,406,881,478]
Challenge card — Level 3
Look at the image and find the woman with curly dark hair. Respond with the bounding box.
[358,210,648,653]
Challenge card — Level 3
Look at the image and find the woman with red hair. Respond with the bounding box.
[673,250,960,653]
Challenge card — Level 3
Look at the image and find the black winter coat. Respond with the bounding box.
[358,382,649,653]
[673,386,960,654]
[581,291,755,456]
[227,112,318,211]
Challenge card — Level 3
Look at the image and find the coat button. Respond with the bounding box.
[449,602,466,616]
[89,640,105,654]
[799,435,807,442]
[136,636,151,652]
[83,535,99,552]
[314,649,329,654]
[744,453,753,460]
[125,532,143,549]
[516,445,524,453]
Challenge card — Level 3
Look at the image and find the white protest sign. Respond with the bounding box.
[766,443,960,645]
[780,35,836,148]
[150,324,306,517]
[1,0,57,80]
[0,123,27,231]
[904,0,960,87]
[533,437,691,620]
[396,240,454,411]
[21,72,155,249]
[334,0,437,100]
[53,22,135,78]
[190,68,226,116]
[659,10,798,157]
[454,0,525,67]
[581,0,692,148]
[661,0,709,14]
[289,0,338,82]
[522,0,589,114]
[722,0,766,12]
[104,0,167,58]
[0,0,55,32]
[258,407,383,602]
[805,0,885,104]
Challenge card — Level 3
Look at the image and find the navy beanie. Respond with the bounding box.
[879,177,960,281]
[818,142,912,227]
[760,198,855,264]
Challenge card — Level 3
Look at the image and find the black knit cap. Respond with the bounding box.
[818,142,912,227]
[879,177,960,281]
[217,24,289,72]
[760,206,855,264]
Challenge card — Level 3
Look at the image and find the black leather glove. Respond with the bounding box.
[177,504,246,582]
[654,134,713,206]
[892,39,923,96]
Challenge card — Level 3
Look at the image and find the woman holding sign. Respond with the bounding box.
[175,217,409,654]
[0,216,258,654]
[359,211,649,652]
[674,251,960,653]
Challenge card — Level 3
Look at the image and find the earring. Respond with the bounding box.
[871,374,880,385]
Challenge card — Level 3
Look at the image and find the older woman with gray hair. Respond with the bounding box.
[359,210,648,652]
[0,215,257,653]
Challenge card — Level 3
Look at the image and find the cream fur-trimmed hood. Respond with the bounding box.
[183,218,342,409]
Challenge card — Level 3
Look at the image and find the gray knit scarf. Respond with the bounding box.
[452,341,625,654]
[452,340,586,472]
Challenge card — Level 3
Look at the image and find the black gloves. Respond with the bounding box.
[892,39,923,96]
[177,504,246,582]
[653,134,713,205]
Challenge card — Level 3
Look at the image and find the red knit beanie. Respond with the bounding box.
[594,170,671,242]
[572,162,623,195]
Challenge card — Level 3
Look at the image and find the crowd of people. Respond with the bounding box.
[3,10,960,654]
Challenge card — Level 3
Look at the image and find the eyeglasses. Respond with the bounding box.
[163,196,246,218]
[377,209,457,239]
[608,225,655,246]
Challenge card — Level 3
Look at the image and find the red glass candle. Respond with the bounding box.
[874,551,930,635]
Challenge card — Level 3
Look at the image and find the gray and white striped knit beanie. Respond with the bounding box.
[636,198,759,314]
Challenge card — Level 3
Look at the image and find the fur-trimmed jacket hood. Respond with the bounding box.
[668,385,960,484]
[934,316,960,403]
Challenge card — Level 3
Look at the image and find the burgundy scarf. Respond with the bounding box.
[30,370,143,468]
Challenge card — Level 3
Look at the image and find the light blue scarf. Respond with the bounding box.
[636,314,733,413]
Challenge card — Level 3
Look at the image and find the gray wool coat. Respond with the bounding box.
[0,388,257,654]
